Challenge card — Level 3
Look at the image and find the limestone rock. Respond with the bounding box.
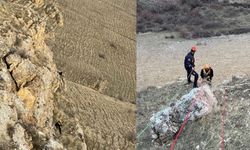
[150,85,217,145]
[138,76,250,149]
[8,57,37,88]
[12,123,33,150]
[0,1,86,149]
[17,88,36,110]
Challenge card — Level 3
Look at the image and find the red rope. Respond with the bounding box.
[168,88,227,150]
[169,110,191,150]
[169,97,197,150]
[220,91,227,150]
[183,116,194,145]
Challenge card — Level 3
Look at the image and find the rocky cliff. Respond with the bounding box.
[0,0,86,149]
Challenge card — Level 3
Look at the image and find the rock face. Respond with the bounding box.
[150,84,217,145]
[137,76,250,150]
[0,0,86,149]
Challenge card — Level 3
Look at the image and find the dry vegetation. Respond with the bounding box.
[56,81,136,150]
[50,0,136,103]
[50,0,137,149]
[137,0,250,38]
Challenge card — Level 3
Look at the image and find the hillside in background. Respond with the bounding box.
[51,0,136,102]
[137,0,250,38]
[51,0,137,149]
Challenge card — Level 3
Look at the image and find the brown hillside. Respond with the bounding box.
[56,81,136,149]
[51,0,136,102]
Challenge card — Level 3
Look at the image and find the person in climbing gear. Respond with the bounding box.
[184,46,199,88]
[200,64,214,82]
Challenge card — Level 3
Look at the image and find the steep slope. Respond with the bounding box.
[137,76,250,149]
[51,0,136,102]
[48,0,137,149]
[55,81,136,149]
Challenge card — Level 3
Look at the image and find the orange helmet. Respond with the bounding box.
[191,46,197,52]
[203,64,210,69]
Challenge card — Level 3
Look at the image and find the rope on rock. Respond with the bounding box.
[169,98,197,150]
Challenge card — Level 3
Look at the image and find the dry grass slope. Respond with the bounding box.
[49,0,137,149]
[51,0,136,102]
[57,81,136,150]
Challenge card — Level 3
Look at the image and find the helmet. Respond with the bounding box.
[203,64,210,69]
[191,46,197,52]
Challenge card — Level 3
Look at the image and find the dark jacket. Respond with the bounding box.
[184,52,195,70]
[200,68,214,81]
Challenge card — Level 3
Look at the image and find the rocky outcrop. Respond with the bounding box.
[0,0,86,149]
[150,84,217,145]
[137,76,250,149]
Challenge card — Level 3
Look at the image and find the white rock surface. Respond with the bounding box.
[150,85,217,144]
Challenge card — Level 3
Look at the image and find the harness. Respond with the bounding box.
[203,68,211,77]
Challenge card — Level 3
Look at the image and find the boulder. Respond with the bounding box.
[150,85,217,145]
